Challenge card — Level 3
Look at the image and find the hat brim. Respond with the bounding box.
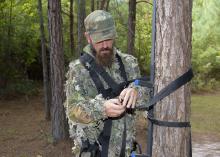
[90,28,117,43]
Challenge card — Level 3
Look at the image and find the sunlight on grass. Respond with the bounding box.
[191,93,220,135]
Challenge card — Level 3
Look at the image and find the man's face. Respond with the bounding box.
[91,38,114,67]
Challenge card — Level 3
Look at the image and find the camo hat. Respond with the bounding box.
[84,10,117,43]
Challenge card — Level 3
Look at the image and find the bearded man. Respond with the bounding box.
[65,10,149,157]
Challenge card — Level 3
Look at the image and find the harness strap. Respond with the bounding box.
[120,116,127,157]
[136,68,193,111]
[80,53,119,93]
[148,116,191,127]
[90,69,106,94]
[134,68,193,157]
[80,52,129,157]
[80,53,105,94]
[116,53,128,82]
[98,119,112,157]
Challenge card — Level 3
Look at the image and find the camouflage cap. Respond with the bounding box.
[84,10,117,43]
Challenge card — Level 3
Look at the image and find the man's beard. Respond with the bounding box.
[91,45,114,67]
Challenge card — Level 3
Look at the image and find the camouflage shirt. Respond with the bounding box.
[65,45,149,157]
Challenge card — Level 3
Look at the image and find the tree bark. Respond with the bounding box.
[96,0,99,10]
[77,0,86,56]
[100,0,105,9]
[153,1,192,157]
[127,0,136,55]
[38,0,51,120]
[7,0,13,59]
[91,0,95,12]
[99,0,111,11]
[48,0,69,142]
[70,0,75,56]
[105,0,110,11]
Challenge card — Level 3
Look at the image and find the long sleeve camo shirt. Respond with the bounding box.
[65,45,149,157]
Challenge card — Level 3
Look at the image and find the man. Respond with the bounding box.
[65,10,149,157]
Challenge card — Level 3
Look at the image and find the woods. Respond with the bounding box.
[0,0,219,94]
[0,0,220,156]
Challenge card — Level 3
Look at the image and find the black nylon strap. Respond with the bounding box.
[80,54,106,94]
[80,52,129,157]
[98,119,112,157]
[89,70,105,94]
[83,53,119,92]
[147,0,157,154]
[136,68,194,111]
[80,52,131,98]
[116,53,128,82]
[120,116,127,157]
[148,116,191,127]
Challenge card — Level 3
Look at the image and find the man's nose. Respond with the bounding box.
[102,40,108,48]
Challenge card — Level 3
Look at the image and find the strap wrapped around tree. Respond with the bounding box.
[132,0,193,156]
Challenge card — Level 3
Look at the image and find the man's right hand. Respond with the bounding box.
[104,99,126,117]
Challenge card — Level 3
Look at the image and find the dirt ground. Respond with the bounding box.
[0,93,149,157]
[0,94,219,157]
[0,95,73,157]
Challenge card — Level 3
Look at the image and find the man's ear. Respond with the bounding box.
[84,32,92,44]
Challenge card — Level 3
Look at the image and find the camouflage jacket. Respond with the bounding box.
[65,45,149,157]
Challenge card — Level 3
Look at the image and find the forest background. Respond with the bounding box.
[0,0,219,97]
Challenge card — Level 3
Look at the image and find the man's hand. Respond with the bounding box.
[104,99,125,117]
[119,88,138,109]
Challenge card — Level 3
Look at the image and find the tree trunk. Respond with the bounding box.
[153,1,192,157]
[105,0,110,11]
[38,0,51,121]
[70,0,75,56]
[77,0,86,56]
[96,0,99,10]
[100,0,106,9]
[127,0,136,55]
[7,0,13,59]
[91,0,95,12]
[48,0,69,142]
[99,0,110,11]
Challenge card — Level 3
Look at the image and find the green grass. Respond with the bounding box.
[191,92,220,135]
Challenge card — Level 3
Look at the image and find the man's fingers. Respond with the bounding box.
[121,88,138,108]
[126,93,133,108]
[111,103,124,110]
[107,105,125,117]
[131,94,137,108]
[109,98,121,106]
[119,88,127,102]
[122,90,131,107]
[104,99,126,117]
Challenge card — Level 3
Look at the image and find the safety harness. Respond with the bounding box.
[79,52,135,157]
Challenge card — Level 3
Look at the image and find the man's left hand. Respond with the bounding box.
[119,88,138,109]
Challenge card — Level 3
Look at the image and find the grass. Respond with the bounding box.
[191,92,220,135]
